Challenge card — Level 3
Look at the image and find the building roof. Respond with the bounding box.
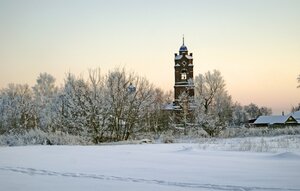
[254,115,297,125]
[175,54,193,61]
[179,45,188,52]
[175,55,183,60]
[290,110,300,122]
[179,36,188,52]
[185,55,193,59]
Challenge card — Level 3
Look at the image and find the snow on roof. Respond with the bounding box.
[291,110,300,119]
[290,110,300,122]
[185,55,193,59]
[163,103,175,110]
[175,55,183,60]
[254,115,297,125]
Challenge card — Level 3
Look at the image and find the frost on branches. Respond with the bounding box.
[0,68,170,144]
[0,68,281,145]
[194,70,232,136]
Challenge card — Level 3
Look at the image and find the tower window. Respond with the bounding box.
[181,69,187,80]
[181,72,187,80]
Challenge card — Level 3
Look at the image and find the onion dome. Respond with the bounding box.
[179,36,188,52]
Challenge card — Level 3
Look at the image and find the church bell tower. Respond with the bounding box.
[174,37,194,107]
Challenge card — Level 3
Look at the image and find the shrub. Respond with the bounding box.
[0,129,90,146]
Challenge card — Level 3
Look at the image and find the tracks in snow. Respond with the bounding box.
[0,166,298,191]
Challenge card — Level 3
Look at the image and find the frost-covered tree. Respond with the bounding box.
[104,68,157,141]
[244,103,260,119]
[58,73,92,136]
[290,74,300,112]
[259,106,272,116]
[33,73,57,98]
[297,74,300,88]
[195,70,226,114]
[85,68,108,142]
[231,102,248,126]
[54,68,161,142]
[32,73,58,130]
[194,70,232,136]
[291,103,300,112]
[0,84,36,134]
[244,103,271,120]
[146,88,172,135]
[0,67,175,142]
[56,69,109,143]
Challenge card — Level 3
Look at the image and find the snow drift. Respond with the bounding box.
[1,136,300,191]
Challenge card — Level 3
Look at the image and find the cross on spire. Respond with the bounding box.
[182,35,185,45]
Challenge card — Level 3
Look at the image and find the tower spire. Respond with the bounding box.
[179,35,188,52]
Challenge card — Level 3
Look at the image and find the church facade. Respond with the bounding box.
[164,38,196,126]
[173,38,195,107]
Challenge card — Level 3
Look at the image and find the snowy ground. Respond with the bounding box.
[1,136,300,191]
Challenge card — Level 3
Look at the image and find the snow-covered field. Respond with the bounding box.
[1,136,300,191]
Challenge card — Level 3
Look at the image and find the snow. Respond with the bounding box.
[175,55,183,60]
[291,110,300,123]
[163,103,175,110]
[185,55,193,59]
[1,136,300,191]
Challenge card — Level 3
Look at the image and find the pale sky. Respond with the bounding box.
[0,0,299,114]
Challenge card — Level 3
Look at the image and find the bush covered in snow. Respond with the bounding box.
[195,135,300,153]
[220,126,300,138]
[0,129,90,146]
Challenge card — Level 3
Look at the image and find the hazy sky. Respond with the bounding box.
[0,0,299,114]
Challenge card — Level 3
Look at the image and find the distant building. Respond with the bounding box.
[253,115,298,127]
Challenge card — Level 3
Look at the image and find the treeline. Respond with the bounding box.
[0,68,272,143]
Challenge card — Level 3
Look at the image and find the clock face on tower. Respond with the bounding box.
[182,61,186,66]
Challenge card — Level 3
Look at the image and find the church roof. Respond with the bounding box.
[179,36,188,52]
[185,55,193,59]
[175,55,193,60]
[179,45,188,52]
[175,55,183,60]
